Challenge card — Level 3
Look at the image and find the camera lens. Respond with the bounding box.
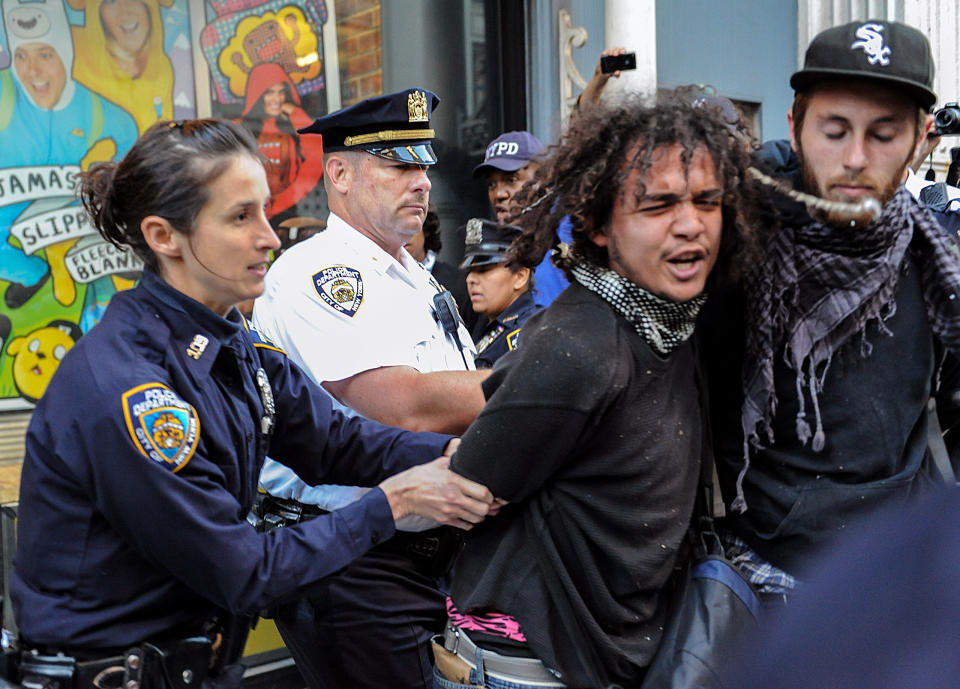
[935,110,957,130]
[934,104,960,136]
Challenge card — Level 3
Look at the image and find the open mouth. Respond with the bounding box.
[666,250,707,277]
[121,22,140,35]
[670,256,701,269]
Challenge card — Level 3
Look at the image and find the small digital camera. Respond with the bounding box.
[600,52,637,74]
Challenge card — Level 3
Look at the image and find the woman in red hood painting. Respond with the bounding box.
[241,63,324,220]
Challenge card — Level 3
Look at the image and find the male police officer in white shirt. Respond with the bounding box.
[253,88,489,689]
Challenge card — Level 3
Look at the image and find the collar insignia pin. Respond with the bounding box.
[186,334,209,360]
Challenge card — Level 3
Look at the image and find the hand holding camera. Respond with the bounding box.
[600,51,637,74]
[933,102,960,136]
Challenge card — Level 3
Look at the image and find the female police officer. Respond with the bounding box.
[461,219,541,369]
[9,119,493,689]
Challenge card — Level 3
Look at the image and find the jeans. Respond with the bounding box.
[430,634,566,689]
[433,666,566,689]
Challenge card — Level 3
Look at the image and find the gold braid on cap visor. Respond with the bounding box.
[343,129,435,146]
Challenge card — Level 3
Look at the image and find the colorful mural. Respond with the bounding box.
[201,0,329,222]
[0,0,331,409]
[70,0,177,133]
[0,0,194,409]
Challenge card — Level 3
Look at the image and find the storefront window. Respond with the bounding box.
[0,0,502,409]
[203,0,495,258]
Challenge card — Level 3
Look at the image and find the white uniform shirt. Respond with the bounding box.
[253,212,476,511]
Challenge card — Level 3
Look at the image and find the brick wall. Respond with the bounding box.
[335,0,383,105]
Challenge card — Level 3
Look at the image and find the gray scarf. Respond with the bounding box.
[734,186,960,513]
[571,259,706,356]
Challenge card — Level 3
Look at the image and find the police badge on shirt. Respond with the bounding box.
[122,383,200,472]
[313,266,364,317]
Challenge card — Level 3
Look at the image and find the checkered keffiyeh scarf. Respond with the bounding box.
[733,187,960,513]
[571,259,706,356]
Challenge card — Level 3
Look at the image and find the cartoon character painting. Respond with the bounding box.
[0,0,330,407]
[221,6,320,96]
[6,320,81,403]
[201,0,326,105]
[235,14,310,77]
[69,0,176,133]
[0,0,140,405]
[240,62,323,219]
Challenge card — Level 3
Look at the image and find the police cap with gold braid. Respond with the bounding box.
[298,88,440,165]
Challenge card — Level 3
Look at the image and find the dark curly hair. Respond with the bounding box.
[511,91,760,287]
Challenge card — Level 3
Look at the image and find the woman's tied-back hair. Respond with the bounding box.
[511,91,759,286]
[79,119,261,273]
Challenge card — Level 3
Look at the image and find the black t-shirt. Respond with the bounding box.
[450,284,702,688]
[702,258,940,574]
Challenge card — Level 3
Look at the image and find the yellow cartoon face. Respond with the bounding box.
[220,7,320,97]
[6,320,81,403]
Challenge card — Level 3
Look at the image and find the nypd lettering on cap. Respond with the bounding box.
[487,141,520,158]
[852,23,891,66]
[122,383,200,472]
[313,266,364,317]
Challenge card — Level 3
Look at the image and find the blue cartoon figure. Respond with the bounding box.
[0,0,138,310]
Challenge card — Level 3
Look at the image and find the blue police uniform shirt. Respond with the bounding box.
[11,269,450,649]
[471,291,542,369]
[530,216,573,307]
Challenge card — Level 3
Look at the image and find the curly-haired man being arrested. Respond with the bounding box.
[433,93,757,689]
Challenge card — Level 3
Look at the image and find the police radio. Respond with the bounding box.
[432,291,469,370]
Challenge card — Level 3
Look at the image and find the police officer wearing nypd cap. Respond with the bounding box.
[460,218,541,369]
[252,89,491,688]
[474,132,573,308]
[472,57,624,312]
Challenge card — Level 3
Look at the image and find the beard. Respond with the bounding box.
[796,144,913,227]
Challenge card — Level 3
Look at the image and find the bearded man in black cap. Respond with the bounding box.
[701,20,960,608]
[252,89,490,688]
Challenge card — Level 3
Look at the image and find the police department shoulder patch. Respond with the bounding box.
[122,383,201,473]
[506,328,522,351]
[313,266,364,317]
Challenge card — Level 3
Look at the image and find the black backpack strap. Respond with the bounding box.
[690,334,717,515]
[926,397,957,486]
